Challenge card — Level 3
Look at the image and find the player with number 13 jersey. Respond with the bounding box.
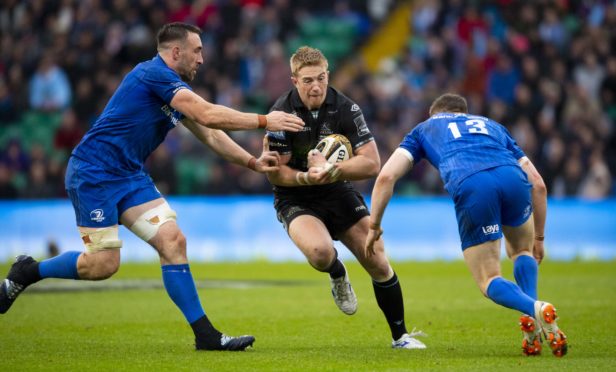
[401,113,525,196]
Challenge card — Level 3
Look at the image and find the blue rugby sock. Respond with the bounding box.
[513,254,538,300]
[162,264,205,324]
[486,277,535,316]
[38,251,81,279]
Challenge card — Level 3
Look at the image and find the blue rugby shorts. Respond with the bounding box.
[65,157,162,228]
[452,165,532,250]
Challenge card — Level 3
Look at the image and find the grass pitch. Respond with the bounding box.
[0,260,614,371]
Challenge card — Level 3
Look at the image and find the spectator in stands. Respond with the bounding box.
[579,148,612,199]
[54,109,85,156]
[0,78,17,123]
[1,139,29,175]
[0,162,18,199]
[20,161,55,199]
[0,1,613,198]
[29,54,72,112]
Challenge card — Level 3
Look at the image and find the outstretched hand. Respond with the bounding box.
[255,152,280,172]
[254,136,280,173]
[364,226,383,257]
[265,111,305,132]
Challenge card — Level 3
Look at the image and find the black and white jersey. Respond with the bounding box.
[266,86,374,197]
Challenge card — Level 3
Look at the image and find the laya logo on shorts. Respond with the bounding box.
[482,224,499,235]
[355,205,366,212]
[90,209,105,223]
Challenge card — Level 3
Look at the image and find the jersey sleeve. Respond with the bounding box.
[339,102,374,149]
[266,99,291,155]
[142,66,191,105]
[399,126,425,164]
[266,130,291,155]
[502,126,526,160]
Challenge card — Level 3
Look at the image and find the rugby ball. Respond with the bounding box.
[315,134,353,164]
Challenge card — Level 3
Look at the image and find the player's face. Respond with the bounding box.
[292,65,329,110]
[177,32,203,82]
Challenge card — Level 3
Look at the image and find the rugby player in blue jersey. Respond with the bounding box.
[0,22,304,351]
[365,93,567,357]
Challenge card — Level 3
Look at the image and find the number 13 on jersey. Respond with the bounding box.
[448,119,489,139]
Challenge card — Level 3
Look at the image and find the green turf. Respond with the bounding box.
[0,260,614,371]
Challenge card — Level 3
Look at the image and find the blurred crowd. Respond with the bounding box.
[0,0,613,200]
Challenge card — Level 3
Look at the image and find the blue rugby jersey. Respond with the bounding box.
[72,55,190,175]
[400,113,525,194]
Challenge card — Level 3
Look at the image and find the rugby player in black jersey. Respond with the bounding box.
[264,46,426,349]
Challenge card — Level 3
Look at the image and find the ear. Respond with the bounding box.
[172,45,181,61]
[291,76,299,88]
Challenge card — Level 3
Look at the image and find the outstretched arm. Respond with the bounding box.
[183,118,279,173]
[518,156,548,263]
[365,148,414,256]
[171,89,304,132]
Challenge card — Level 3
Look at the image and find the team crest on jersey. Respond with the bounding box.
[350,104,359,112]
[90,209,105,223]
[320,123,333,136]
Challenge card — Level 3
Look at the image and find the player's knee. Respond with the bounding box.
[309,247,335,271]
[128,201,177,242]
[93,258,120,280]
[80,250,120,280]
[157,229,187,262]
[368,262,392,281]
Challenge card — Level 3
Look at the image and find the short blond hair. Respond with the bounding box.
[290,46,328,76]
[429,93,468,116]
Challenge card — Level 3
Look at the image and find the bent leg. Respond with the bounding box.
[289,215,357,314]
[120,198,254,351]
[503,216,538,300]
[288,215,338,272]
[0,225,121,314]
[340,217,408,340]
[339,216,392,281]
[463,239,535,316]
[121,199,203,323]
[40,225,122,281]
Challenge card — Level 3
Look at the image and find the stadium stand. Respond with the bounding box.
[0,0,613,198]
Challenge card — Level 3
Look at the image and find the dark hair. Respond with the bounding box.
[429,93,468,116]
[156,22,202,49]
